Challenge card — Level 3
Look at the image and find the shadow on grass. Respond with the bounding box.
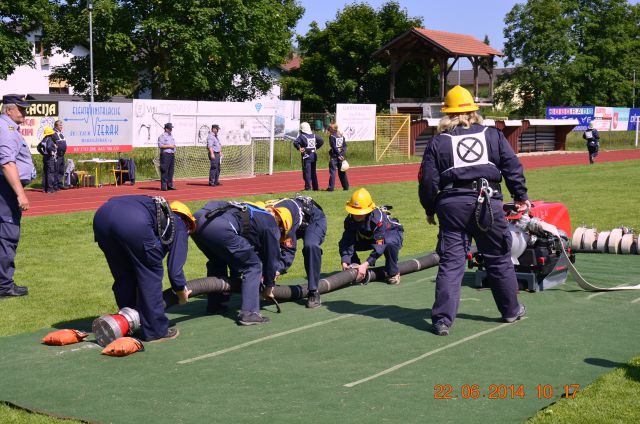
[323,299,430,332]
[584,357,640,383]
[584,357,625,369]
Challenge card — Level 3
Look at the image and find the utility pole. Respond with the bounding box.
[88,0,95,103]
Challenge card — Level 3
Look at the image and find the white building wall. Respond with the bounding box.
[0,32,86,96]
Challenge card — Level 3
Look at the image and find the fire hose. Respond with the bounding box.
[162,252,441,309]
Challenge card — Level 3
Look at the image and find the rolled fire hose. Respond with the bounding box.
[163,252,441,309]
[530,219,640,291]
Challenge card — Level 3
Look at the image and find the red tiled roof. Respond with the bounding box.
[280,55,301,72]
[414,28,503,56]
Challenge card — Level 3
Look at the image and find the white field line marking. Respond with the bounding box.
[178,306,384,364]
[56,343,100,356]
[460,298,480,302]
[343,318,528,388]
[631,297,640,303]
[179,273,435,365]
[587,284,629,300]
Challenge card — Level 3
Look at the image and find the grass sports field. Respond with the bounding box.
[1,159,639,423]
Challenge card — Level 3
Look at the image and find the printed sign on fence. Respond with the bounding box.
[335,103,377,141]
[59,102,133,153]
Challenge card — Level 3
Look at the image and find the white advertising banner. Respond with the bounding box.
[132,99,300,147]
[132,99,198,148]
[335,103,377,141]
[59,101,133,153]
[592,106,613,132]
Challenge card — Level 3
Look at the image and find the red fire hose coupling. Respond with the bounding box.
[92,307,141,347]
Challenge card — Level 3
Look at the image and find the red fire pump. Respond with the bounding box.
[469,201,576,292]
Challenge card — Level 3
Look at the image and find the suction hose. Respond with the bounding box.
[163,252,441,309]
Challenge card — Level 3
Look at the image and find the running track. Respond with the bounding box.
[24,149,640,216]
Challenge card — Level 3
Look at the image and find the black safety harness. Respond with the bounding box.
[152,196,176,245]
[294,195,323,235]
[444,178,501,233]
[204,201,254,237]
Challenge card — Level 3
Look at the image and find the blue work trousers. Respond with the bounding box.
[300,211,326,291]
[0,178,21,293]
[431,195,520,327]
[159,152,175,190]
[191,215,263,314]
[209,154,221,185]
[93,201,169,341]
[301,155,318,191]
[328,157,349,190]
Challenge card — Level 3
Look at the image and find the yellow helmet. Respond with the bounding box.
[267,206,293,235]
[441,85,479,113]
[170,201,196,233]
[43,127,55,136]
[345,188,375,215]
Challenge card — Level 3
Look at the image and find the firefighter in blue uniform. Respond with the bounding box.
[38,127,57,193]
[418,85,530,336]
[158,122,176,191]
[52,120,67,190]
[0,95,36,298]
[339,188,404,285]
[93,196,195,341]
[327,123,349,191]
[294,122,324,191]
[265,196,327,308]
[191,201,285,325]
[583,121,600,164]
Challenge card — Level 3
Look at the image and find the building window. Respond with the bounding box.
[34,36,43,56]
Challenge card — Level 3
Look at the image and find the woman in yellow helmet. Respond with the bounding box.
[418,85,530,336]
[93,196,194,341]
[38,126,57,193]
[339,188,404,285]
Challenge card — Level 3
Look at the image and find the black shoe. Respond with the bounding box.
[503,305,526,323]
[149,327,179,342]
[214,182,222,186]
[161,187,168,191]
[0,285,28,298]
[326,188,334,192]
[168,187,177,190]
[432,320,449,336]
[206,303,229,315]
[237,311,270,326]
[306,291,321,308]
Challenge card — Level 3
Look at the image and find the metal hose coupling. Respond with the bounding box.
[92,307,141,347]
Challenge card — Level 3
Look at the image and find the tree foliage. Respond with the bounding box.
[500,0,640,116]
[280,1,422,111]
[46,0,303,100]
[0,0,56,80]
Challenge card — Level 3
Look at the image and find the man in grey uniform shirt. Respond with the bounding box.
[0,95,36,298]
[158,122,176,191]
[207,124,222,186]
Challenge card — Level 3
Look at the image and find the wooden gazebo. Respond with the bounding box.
[373,28,504,102]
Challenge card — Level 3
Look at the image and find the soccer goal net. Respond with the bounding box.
[152,113,276,179]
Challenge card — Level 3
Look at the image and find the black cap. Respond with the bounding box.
[211,124,220,130]
[164,122,174,129]
[2,95,29,108]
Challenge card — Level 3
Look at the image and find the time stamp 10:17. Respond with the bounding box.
[434,384,580,400]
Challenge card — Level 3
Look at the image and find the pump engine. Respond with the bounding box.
[469,201,575,292]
